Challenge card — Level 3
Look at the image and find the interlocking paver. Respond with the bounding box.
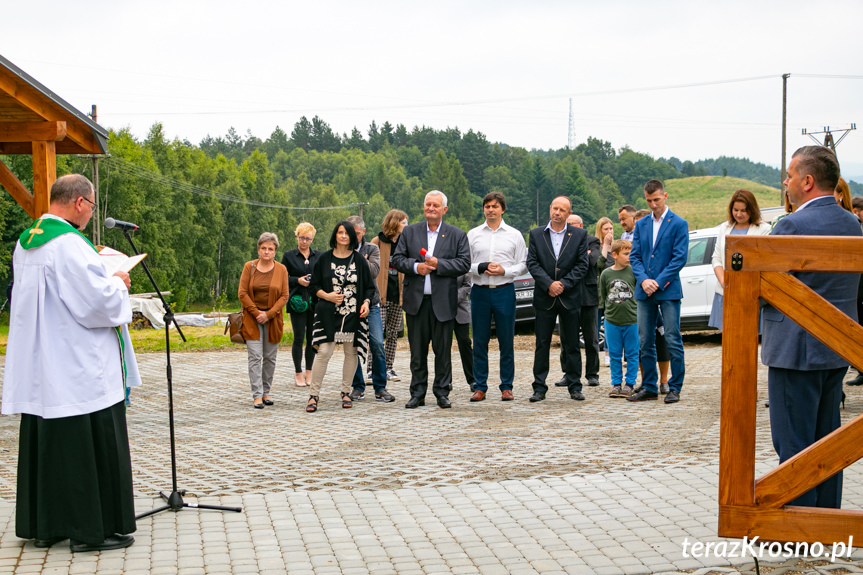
[2,339,863,574]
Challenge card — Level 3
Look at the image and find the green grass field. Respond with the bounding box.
[665,176,782,230]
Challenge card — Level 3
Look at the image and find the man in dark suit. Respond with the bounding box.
[392,190,471,409]
[527,196,589,402]
[555,214,601,388]
[628,179,689,404]
[763,146,862,508]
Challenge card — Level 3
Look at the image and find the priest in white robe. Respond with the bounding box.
[1,174,141,552]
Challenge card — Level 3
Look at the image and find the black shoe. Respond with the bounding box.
[570,391,585,401]
[664,390,680,403]
[70,534,134,552]
[405,396,425,409]
[587,377,599,387]
[529,392,546,402]
[375,389,395,402]
[847,373,863,386]
[627,388,659,402]
[436,396,452,408]
[553,378,568,387]
[349,388,365,401]
[262,397,274,406]
[659,382,670,394]
[34,537,65,548]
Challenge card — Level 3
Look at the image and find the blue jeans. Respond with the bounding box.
[604,320,639,387]
[637,299,684,393]
[353,304,387,392]
[471,284,516,391]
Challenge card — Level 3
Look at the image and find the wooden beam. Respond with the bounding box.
[0,158,35,218]
[726,234,863,273]
[0,68,102,154]
[719,270,760,507]
[754,414,863,508]
[0,121,67,142]
[720,504,863,544]
[760,272,863,370]
[31,141,55,217]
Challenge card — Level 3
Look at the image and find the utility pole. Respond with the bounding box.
[781,74,789,205]
[802,124,857,158]
[357,202,368,220]
[89,105,101,246]
[567,98,576,150]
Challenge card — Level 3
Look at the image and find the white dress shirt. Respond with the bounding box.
[412,221,440,295]
[651,206,669,247]
[545,222,567,258]
[468,219,528,286]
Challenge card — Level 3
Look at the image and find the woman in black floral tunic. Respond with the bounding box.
[306,221,374,412]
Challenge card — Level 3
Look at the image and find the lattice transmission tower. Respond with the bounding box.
[567,98,576,149]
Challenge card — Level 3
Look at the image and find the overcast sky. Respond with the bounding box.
[4,0,862,181]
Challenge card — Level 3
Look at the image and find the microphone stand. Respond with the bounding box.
[117,228,241,518]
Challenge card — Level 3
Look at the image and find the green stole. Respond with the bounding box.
[19,217,129,391]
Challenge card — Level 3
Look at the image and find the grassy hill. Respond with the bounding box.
[664,176,782,230]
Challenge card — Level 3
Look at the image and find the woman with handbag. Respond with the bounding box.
[370,209,408,381]
[281,222,321,387]
[306,221,374,412]
[238,232,289,409]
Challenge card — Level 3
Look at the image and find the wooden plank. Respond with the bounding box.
[720,504,863,544]
[0,158,35,218]
[726,235,863,273]
[719,270,760,506]
[754,414,863,508]
[0,121,66,142]
[0,68,102,154]
[31,141,55,217]
[0,141,87,154]
[761,272,863,370]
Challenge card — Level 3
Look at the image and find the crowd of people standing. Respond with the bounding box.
[3,147,862,552]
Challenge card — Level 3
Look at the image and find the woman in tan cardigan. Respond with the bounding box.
[238,232,289,409]
[370,209,408,380]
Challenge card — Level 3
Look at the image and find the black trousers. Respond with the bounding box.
[289,310,316,373]
[533,300,581,396]
[559,304,599,381]
[406,296,455,399]
[453,321,476,389]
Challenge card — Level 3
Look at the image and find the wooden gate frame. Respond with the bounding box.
[719,234,863,544]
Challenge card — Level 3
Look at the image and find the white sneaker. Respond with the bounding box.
[604,356,610,367]
[387,369,400,381]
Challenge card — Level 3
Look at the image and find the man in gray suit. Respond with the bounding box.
[763,145,863,508]
[453,274,476,391]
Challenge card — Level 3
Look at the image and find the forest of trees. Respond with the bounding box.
[0,116,799,308]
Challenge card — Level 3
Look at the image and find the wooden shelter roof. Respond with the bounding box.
[0,53,108,155]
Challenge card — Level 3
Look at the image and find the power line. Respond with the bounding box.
[106,75,783,117]
[100,156,361,211]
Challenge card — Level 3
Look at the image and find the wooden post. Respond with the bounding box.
[32,140,56,217]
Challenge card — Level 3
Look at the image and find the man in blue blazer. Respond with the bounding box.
[526,196,589,402]
[763,146,862,508]
[392,191,471,409]
[628,179,689,403]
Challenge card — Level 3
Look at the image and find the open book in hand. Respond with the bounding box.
[98,246,147,275]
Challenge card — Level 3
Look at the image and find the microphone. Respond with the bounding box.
[104,217,139,231]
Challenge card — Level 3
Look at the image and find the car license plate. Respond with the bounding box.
[516,289,533,300]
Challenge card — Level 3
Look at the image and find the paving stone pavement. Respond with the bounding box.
[2,336,863,574]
